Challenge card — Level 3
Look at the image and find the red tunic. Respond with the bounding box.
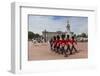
[60,39,66,47]
[66,39,71,45]
[70,39,77,45]
[53,40,57,46]
[56,40,61,47]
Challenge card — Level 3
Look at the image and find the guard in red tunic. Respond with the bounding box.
[70,36,78,54]
[56,35,61,54]
[52,36,57,52]
[65,35,71,56]
[60,34,68,57]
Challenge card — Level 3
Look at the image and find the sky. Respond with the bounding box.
[28,15,88,35]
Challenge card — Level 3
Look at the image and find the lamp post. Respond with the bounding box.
[44,29,47,42]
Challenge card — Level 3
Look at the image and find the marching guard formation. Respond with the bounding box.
[49,35,79,57]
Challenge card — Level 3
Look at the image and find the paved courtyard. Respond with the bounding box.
[28,41,88,61]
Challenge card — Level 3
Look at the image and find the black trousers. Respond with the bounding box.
[60,46,68,56]
[56,46,60,53]
[60,46,64,54]
[66,45,71,54]
[53,45,57,51]
[70,45,77,54]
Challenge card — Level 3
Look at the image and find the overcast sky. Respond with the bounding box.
[28,15,88,35]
